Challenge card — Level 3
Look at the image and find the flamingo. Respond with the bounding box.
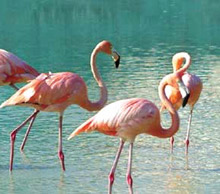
[0,49,40,151]
[0,40,120,171]
[68,72,190,194]
[161,52,203,154]
[0,49,39,90]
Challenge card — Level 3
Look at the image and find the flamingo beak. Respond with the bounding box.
[112,50,120,68]
[178,81,190,107]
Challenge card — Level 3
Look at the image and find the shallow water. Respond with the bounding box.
[0,0,220,193]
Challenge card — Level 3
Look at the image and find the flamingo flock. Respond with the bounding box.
[0,41,202,194]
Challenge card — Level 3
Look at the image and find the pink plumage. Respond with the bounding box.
[68,72,190,193]
[0,40,120,171]
[1,72,88,113]
[164,72,202,110]
[0,49,39,87]
[69,98,160,142]
[163,52,203,154]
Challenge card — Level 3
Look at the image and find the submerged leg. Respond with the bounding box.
[20,110,39,151]
[10,110,39,171]
[185,108,193,155]
[126,143,134,194]
[58,115,65,171]
[170,136,174,153]
[108,139,124,194]
[9,84,19,91]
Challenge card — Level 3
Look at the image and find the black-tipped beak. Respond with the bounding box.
[114,55,120,68]
[182,93,190,107]
[178,81,190,108]
[112,50,120,68]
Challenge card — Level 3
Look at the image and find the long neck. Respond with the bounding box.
[156,78,180,138]
[83,48,108,111]
[175,52,191,74]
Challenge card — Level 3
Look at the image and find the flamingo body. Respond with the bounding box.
[70,98,161,142]
[0,49,39,86]
[165,72,202,110]
[1,72,90,113]
[182,73,202,107]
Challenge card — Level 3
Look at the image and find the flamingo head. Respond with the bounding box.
[97,40,120,68]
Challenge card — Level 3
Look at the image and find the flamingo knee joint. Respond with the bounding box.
[109,173,115,185]
[127,174,133,186]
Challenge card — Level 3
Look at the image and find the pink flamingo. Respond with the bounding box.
[68,72,190,194]
[161,52,203,154]
[0,40,120,171]
[0,49,40,149]
[0,49,39,90]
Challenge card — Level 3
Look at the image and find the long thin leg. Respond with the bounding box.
[20,110,39,151]
[126,143,133,194]
[58,115,65,171]
[10,110,39,171]
[170,136,174,153]
[108,139,124,194]
[9,84,19,91]
[185,108,193,155]
[9,85,37,151]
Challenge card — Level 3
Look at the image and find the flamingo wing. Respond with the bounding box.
[182,73,203,107]
[163,72,203,111]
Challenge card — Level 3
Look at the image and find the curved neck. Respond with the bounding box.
[83,48,108,111]
[156,78,180,138]
[175,52,191,74]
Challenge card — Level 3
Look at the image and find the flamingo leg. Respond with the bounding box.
[20,110,39,151]
[126,143,133,194]
[9,84,19,91]
[108,139,124,194]
[58,115,65,171]
[185,108,193,155]
[170,136,174,153]
[10,110,39,171]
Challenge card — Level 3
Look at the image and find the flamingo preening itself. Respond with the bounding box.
[68,72,190,194]
[161,52,203,154]
[0,40,120,171]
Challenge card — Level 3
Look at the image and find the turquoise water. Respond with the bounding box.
[0,0,220,193]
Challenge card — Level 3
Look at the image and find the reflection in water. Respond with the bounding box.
[58,173,65,194]
[165,155,199,194]
[20,151,31,165]
[185,155,190,170]
[9,174,15,194]
[168,154,174,171]
[166,173,192,194]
